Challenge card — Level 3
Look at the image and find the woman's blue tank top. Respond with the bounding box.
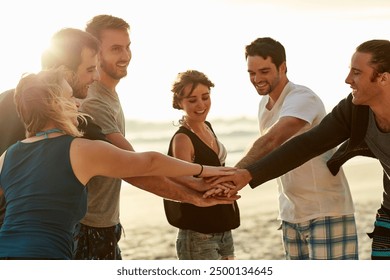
[0,135,87,259]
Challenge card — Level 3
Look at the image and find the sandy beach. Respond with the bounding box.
[119,157,383,260]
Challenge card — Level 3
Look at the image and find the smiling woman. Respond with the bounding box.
[164,70,240,260]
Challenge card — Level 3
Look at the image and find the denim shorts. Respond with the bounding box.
[176,229,235,260]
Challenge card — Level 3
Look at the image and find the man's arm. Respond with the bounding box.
[106,132,234,205]
[235,116,307,168]
[105,132,135,151]
[107,132,220,191]
[246,114,350,188]
[214,94,357,190]
[196,116,307,198]
[124,176,237,207]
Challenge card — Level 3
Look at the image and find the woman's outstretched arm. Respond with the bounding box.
[70,138,235,185]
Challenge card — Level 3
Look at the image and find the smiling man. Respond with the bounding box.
[74,15,132,260]
[234,37,357,260]
[214,39,390,260]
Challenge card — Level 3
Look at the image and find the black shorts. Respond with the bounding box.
[367,206,390,260]
[73,223,123,260]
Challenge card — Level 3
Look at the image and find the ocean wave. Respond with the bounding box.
[125,116,259,155]
[125,116,259,140]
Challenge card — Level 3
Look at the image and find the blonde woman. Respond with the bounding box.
[0,69,237,260]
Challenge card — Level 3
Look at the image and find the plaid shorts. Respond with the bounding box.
[73,223,123,260]
[368,206,390,260]
[282,214,358,260]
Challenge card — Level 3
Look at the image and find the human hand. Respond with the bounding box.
[192,192,241,207]
[204,169,252,197]
[190,177,236,193]
[202,182,236,198]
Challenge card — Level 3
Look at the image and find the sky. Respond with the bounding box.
[1,0,389,121]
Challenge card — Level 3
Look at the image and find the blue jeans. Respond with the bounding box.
[176,229,235,260]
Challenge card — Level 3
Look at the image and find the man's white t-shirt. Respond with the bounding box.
[258,82,354,223]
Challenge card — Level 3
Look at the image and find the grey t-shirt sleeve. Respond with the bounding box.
[80,98,121,135]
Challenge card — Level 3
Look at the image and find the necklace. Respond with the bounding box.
[182,118,215,149]
[35,128,64,139]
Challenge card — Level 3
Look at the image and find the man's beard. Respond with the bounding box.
[71,79,88,99]
[100,60,127,80]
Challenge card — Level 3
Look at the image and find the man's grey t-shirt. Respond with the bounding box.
[79,82,125,227]
[365,109,390,211]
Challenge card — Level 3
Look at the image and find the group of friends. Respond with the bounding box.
[0,14,389,261]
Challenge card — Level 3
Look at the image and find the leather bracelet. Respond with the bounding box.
[194,164,203,178]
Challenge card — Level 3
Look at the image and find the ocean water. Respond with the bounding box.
[125,116,260,166]
[125,116,379,169]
